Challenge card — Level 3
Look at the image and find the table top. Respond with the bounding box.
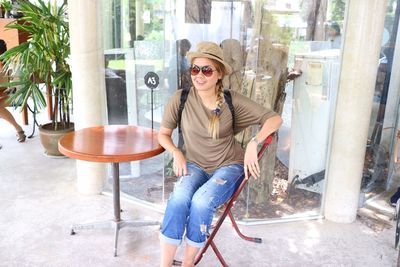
[58,125,165,163]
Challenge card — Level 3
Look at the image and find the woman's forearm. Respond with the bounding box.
[158,130,179,155]
[253,115,283,144]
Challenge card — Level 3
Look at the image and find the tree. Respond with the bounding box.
[301,0,328,41]
[233,1,288,205]
[331,0,346,23]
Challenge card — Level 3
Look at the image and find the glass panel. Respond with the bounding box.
[101,0,165,205]
[161,0,344,222]
[101,0,349,222]
[362,0,400,202]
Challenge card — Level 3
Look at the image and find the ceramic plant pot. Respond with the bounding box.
[39,122,74,156]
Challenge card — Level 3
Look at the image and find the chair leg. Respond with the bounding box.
[176,206,262,266]
[194,239,209,265]
[194,211,228,265]
[193,240,228,266]
[228,211,262,243]
[210,240,228,267]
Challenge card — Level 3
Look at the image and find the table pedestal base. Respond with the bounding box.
[70,163,161,256]
[71,219,160,256]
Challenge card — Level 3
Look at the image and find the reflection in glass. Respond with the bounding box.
[160,0,344,222]
[184,0,212,24]
[364,0,400,198]
[101,0,352,223]
[167,39,192,92]
[101,0,165,205]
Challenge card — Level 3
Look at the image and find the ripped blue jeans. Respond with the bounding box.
[160,162,244,248]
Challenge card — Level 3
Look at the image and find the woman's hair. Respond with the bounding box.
[328,22,341,36]
[208,59,228,139]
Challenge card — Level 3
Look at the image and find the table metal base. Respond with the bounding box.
[70,219,160,256]
[70,162,159,256]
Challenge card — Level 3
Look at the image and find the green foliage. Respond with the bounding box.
[263,11,294,45]
[146,30,164,41]
[384,0,398,37]
[0,0,12,11]
[387,0,396,13]
[331,0,346,23]
[0,0,71,130]
[139,0,164,41]
[143,14,163,40]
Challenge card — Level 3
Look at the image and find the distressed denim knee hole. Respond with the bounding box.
[213,177,227,185]
[200,223,209,237]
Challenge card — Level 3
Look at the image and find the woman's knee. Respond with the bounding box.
[190,193,214,214]
[167,192,191,210]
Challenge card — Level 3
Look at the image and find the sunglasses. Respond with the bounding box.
[190,65,217,77]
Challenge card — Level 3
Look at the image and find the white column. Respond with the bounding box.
[324,0,388,222]
[68,0,107,194]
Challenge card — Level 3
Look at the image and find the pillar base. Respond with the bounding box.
[76,160,106,195]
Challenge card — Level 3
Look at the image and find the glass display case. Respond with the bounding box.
[100,0,350,222]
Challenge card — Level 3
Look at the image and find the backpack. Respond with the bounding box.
[177,87,235,148]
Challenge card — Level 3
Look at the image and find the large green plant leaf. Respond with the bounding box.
[0,0,72,129]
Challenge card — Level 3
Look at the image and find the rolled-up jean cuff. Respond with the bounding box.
[159,233,182,246]
[185,236,205,248]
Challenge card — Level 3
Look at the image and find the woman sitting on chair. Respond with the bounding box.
[158,41,282,267]
[0,39,26,148]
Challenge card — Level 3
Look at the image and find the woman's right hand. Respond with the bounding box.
[158,126,188,177]
[172,149,187,177]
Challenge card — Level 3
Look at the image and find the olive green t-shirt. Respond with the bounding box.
[161,88,277,173]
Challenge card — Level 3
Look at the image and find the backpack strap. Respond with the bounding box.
[223,90,235,132]
[177,87,190,134]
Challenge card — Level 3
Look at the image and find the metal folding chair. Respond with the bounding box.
[173,134,274,266]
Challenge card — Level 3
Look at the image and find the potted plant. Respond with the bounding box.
[0,0,73,156]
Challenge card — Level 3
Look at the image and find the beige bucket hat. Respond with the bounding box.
[187,41,232,75]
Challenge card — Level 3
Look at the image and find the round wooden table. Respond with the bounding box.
[59,125,164,256]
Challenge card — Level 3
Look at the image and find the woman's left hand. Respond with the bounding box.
[244,140,260,180]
